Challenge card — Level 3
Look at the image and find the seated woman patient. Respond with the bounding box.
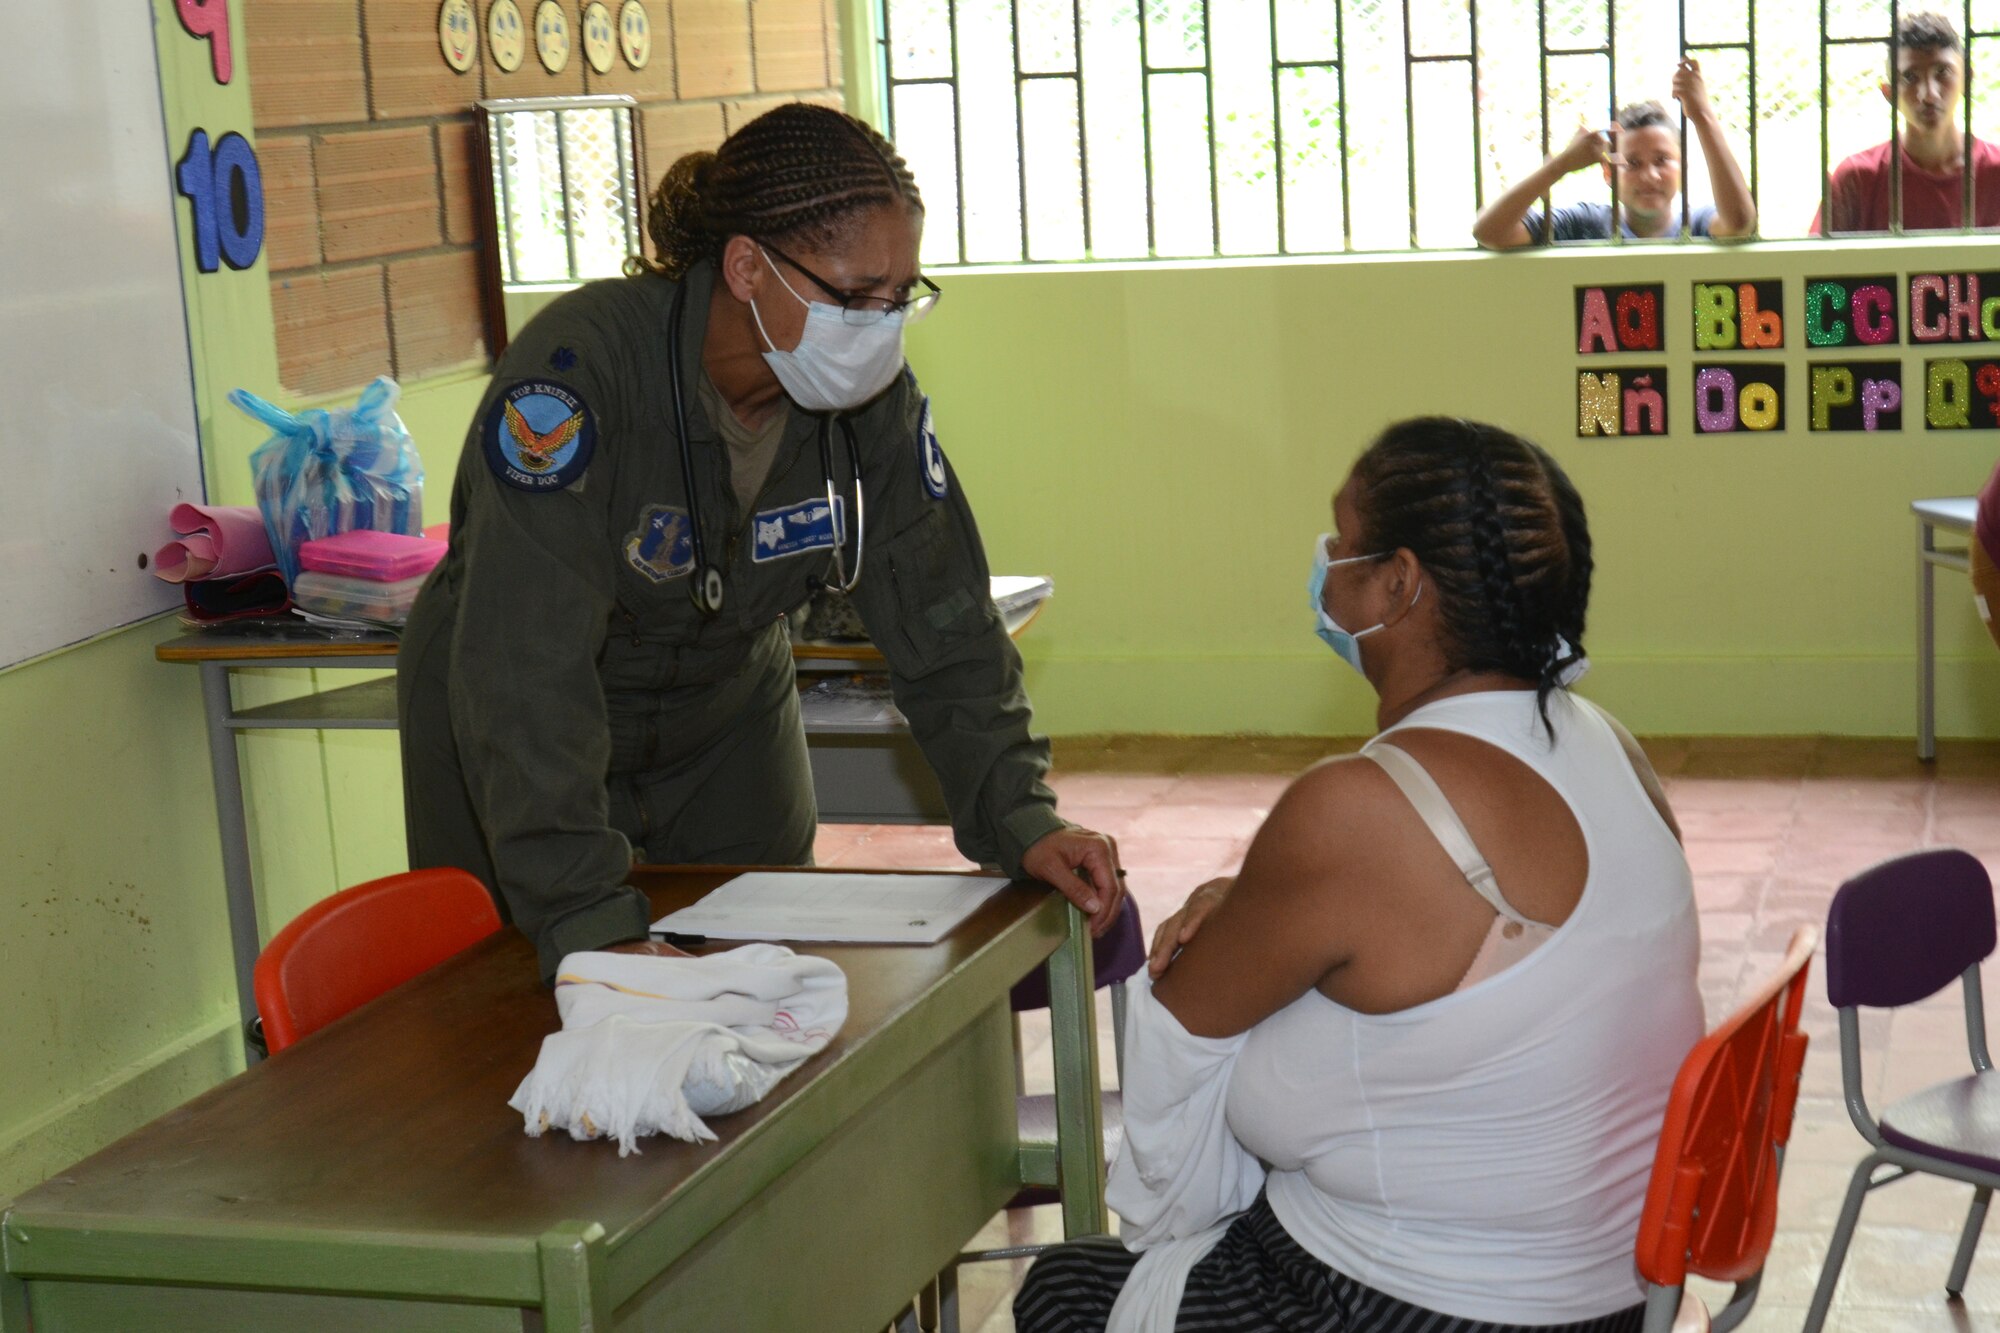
[1016,417,1702,1333]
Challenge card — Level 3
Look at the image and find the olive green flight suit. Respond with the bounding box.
[397,262,1066,978]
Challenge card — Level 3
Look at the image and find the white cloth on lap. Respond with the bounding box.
[509,944,848,1155]
[1104,973,1265,1333]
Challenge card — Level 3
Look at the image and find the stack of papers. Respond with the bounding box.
[652,872,1010,945]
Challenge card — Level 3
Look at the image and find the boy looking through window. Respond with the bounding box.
[1814,12,2000,233]
[1474,60,1755,246]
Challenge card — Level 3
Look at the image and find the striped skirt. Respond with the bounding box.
[1013,1194,1646,1333]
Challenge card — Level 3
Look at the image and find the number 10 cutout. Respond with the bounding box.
[175,129,264,273]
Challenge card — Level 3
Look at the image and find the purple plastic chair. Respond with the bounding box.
[1803,849,2000,1331]
[925,897,1146,1333]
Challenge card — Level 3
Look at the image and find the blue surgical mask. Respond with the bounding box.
[1308,533,1403,675]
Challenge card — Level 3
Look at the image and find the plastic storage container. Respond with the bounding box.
[299,528,446,582]
[291,569,433,624]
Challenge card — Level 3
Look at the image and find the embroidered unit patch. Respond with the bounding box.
[484,380,596,492]
[750,496,846,563]
[624,504,695,582]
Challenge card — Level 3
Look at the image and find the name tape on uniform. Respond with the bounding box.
[752,496,846,562]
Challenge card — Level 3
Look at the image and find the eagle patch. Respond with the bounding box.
[484,379,596,492]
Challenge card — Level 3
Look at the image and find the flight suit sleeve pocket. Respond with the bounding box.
[880,505,996,670]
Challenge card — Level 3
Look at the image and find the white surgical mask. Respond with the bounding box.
[749,247,907,412]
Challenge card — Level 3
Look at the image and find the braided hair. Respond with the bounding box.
[627,103,923,279]
[1350,417,1592,732]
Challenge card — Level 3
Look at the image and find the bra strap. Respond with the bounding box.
[1363,741,1530,924]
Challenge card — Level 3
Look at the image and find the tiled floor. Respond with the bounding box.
[814,735,2000,1333]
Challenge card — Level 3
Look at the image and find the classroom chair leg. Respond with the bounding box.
[1805,1152,1885,1333]
[1948,1185,1990,1298]
[936,1265,960,1333]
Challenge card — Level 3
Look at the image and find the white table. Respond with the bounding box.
[1914,497,1979,760]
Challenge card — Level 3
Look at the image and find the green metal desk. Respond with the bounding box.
[0,867,1106,1332]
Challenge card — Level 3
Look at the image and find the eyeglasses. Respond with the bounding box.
[761,240,942,326]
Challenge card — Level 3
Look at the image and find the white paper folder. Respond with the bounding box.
[651,872,1011,945]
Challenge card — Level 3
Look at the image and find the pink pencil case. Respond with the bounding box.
[299,529,446,582]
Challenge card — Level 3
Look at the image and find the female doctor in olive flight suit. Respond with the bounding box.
[397,102,1124,979]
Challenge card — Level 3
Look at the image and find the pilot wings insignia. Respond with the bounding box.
[503,400,585,472]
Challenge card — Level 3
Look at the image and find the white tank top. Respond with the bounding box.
[1223,690,1703,1324]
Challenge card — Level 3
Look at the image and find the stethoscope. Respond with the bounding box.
[665,280,865,617]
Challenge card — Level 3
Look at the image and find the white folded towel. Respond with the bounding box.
[509,944,848,1155]
[1104,974,1266,1333]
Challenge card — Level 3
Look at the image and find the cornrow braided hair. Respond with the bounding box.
[1351,417,1592,734]
[626,102,923,280]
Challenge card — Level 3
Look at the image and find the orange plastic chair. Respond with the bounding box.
[1634,924,1816,1332]
[252,867,502,1054]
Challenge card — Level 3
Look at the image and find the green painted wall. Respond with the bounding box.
[905,240,2000,738]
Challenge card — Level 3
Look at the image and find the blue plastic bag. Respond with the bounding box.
[230,376,424,585]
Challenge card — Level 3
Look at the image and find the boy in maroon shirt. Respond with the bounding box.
[1813,12,2000,233]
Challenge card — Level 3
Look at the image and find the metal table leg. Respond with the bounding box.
[1047,902,1107,1237]
[1919,517,1938,762]
[197,662,264,1063]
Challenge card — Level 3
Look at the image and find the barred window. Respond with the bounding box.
[877,0,2000,264]
[477,96,644,286]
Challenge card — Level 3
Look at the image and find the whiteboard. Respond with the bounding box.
[0,0,206,668]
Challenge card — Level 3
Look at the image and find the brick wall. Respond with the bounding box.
[248,0,847,397]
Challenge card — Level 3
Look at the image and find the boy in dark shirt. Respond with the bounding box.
[1474,59,1756,246]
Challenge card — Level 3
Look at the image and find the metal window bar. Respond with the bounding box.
[1820,6,1903,235]
[1011,0,1092,257]
[1405,0,1484,248]
[1537,0,1618,245]
[479,96,643,285]
[874,0,1975,263]
[876,0,971,262]
[1679,5,1755,239]
[1960,2,1999,229]
[1138,0,1218,257]
[1270,49,1349,254]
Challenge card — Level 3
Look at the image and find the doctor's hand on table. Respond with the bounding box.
[1148,876,1234,977]
[1021,827,1126,938]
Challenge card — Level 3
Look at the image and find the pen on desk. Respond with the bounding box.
[648,930,708,948]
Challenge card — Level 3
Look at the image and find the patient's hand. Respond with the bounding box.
[1148,877,1234,977]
